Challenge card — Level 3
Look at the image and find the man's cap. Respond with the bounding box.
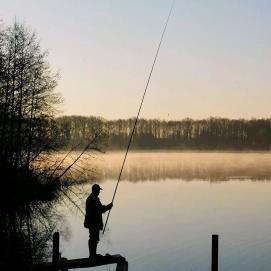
[92,184,103,191]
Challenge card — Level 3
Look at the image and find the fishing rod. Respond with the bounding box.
[102,0,175,235]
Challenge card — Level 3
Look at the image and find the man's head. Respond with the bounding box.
[92,183,102,196]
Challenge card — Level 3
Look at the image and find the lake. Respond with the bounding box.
[58,152,271,271]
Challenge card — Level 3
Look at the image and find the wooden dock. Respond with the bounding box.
[31,254,128,271]
[31,232,128,271]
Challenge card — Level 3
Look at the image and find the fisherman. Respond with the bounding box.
[84,184,113,260]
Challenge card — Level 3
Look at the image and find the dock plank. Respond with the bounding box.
[32,254,128,271]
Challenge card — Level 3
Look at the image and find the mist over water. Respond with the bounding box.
[59,152,271,271]
[93,151,271,182]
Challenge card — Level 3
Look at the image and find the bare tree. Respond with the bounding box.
[0,21,63,268]
[0,21,61,169]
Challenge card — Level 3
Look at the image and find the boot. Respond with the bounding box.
[88,240,98,260]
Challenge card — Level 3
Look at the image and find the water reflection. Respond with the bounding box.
[60,152,271,271]
[62,179,271,271]
[91,152,271,182]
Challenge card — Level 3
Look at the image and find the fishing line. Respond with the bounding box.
[103,0,175,234]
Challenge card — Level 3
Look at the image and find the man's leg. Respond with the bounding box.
[88,239,97,258]
[88,229,100,259]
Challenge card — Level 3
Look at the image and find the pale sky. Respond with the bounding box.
[1,0,271,119]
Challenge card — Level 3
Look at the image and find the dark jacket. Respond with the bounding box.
[84,193,111,231]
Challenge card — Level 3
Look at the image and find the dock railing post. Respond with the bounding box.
[53,232,60,264]
[211,234,219,271]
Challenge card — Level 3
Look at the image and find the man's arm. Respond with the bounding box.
[100,202,113,213]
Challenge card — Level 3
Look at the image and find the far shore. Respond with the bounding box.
[58,149,271,154]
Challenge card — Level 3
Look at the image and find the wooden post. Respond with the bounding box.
[211,234,219,271]
[52,232,60,264]
[116,259,128,271]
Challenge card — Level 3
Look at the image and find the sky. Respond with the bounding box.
[1,0,271,120]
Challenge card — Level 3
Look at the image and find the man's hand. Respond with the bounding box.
[108,202,113,209]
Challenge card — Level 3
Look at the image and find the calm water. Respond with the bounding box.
[59,152,271,271]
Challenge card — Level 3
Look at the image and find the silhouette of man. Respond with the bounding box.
[84,184,113,259]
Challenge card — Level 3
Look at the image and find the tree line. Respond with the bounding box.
[55,116,271,150]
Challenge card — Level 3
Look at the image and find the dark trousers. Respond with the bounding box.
[88,229,100,258]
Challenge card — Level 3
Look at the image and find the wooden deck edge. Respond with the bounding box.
[31,254,127,271]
